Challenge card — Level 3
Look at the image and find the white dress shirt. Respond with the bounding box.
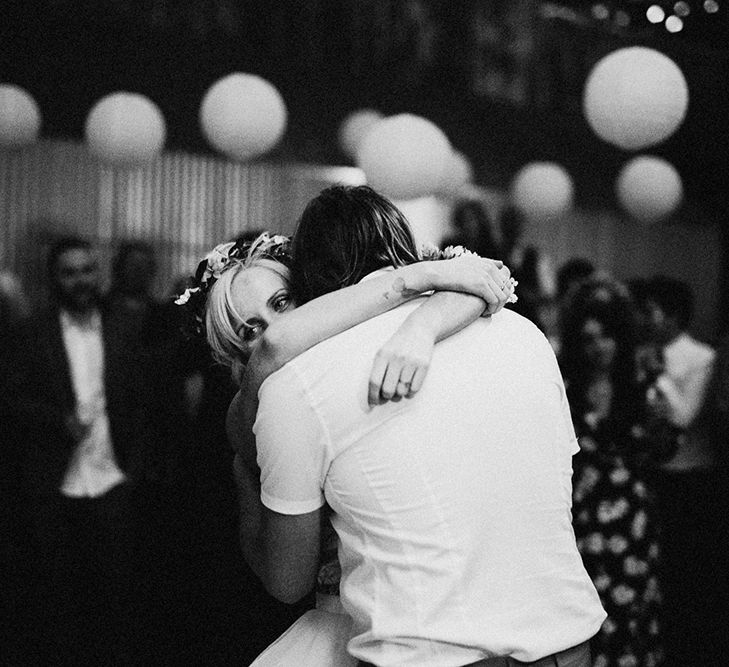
[657,331,716,470]
[254,293,605,666]
[59,309,127,497]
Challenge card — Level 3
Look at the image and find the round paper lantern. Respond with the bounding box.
[85,92,166,165]
[510,162,574,220]
[438,151,474,197]
[338,109,383,160]
[0,84,41,148]
[583,47,688,151]
[200,73,287,161]
[615,155,683,224]
[356,114,452,200]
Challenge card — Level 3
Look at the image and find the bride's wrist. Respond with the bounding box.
[395,263,431,296]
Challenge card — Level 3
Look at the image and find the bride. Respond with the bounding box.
[178,227,514,665]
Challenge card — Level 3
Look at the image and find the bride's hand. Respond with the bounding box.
[368,318,434,407]
[423,255,514,315]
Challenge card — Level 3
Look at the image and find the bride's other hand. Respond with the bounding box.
[368,318,434,407]
[423,255,513,315]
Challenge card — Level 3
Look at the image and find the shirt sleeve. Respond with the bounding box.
[536,329,580,455]
[657,356,715,428]
[253,367,329,515]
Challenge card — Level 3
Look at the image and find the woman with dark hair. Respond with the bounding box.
[442,197,501,260]
[560,277,670,667]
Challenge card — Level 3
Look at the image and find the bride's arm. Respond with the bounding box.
[231,257,513,455]
[368,289,487,405]
[245,254,511,391]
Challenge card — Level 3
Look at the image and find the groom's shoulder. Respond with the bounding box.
[308,300,421,351]
[492,307,543,334]
[282,301,422,378]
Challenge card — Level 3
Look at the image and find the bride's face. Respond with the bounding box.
[230,265,294,360]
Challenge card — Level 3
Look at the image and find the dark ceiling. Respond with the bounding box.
[2,0,728,217]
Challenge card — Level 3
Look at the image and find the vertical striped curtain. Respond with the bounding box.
[0,140,364,305]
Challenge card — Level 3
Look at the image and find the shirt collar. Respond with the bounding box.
[60,308,102,332]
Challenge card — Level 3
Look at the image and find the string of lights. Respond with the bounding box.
[539,0,724,39]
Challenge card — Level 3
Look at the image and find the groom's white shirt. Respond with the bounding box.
[254,292,605,666]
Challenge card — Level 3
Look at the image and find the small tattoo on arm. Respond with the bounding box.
[391,276,419,299]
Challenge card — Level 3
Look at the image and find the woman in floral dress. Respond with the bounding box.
[560,277,673,667]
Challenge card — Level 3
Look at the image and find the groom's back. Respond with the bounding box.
[255,302,604,665]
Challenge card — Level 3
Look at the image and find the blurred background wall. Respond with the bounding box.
[1,0,727,338]
[0,139,364,303]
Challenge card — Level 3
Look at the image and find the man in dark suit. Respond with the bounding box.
[2,236,177,664]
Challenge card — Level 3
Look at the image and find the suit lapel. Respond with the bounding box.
[44,310,76,413]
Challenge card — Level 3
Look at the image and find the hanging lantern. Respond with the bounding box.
[583,46,689,151]
[0,84,41,148]
[85,92,166,166]
[200,73,287,161]
[356,114,452,200]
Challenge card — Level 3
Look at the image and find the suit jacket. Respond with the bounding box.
[1,305,182,495]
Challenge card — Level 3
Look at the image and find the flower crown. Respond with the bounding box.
[175,232,291,339]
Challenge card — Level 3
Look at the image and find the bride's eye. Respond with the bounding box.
[239,321,263,342]
[272,293,290,313]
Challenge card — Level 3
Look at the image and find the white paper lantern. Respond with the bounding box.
[356,114,452,200]
[616,155,683,223]
[438,151,474,198]
[338,109,383,160]
[510,162,574,220]
[0,84,41,148]
[200,73,287,161]
[85,92,166,166]
[583,47,688,151]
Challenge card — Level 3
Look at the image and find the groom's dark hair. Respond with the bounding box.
[290,185,420,305]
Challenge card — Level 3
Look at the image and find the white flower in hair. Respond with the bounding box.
[419,242,441,261]
[441,245,472,259]
[205,241,237,279]
[174,286,200,305]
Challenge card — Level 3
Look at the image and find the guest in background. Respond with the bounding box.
[499,204,556,330]
[695,331,729,661]
[105,241,192,491]
[556,257,596,302]
[707,331,729,470]
[560,277,669,667]
[0,269,31,344]
[627,277,665,388]
[0,236,168,664]
[643,276,716,471]
[642,275,723,666]
[544,257,596,356]
[442,197,501,258]
[104,239,201,658]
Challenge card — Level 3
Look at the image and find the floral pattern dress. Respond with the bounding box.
[572,412,664,667]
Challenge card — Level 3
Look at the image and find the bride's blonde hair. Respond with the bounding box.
[205,254,291,383]
[171,231,289,384]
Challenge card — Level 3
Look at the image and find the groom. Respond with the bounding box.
[235,185,604,666]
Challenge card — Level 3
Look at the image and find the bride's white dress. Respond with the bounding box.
[250,520,357,667]
[249,594,356,667]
